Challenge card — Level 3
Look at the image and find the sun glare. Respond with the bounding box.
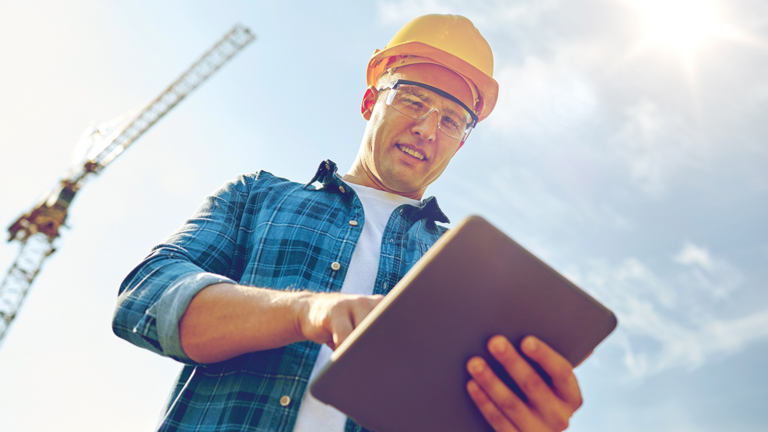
[631,0,728,56]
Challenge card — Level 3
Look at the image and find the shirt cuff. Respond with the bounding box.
[148,272,236,363]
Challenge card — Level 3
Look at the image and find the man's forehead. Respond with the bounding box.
[402,86,435,101]
[387,64,474,108]
[401,86,467,118]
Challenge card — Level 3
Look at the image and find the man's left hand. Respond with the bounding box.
[466,335,583,431]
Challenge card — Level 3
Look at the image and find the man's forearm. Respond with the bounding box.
[179,283,310,364]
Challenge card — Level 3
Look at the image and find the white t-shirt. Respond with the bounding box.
[292,183,419,432]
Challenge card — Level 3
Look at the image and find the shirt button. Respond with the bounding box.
[339,185,346,194]
[331,262,341,271]
[279,395,291,407]
[389,239,394,243]
[349,220,358,227]
[325,163,330,170]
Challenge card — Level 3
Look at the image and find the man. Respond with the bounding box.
[113,14,584,432]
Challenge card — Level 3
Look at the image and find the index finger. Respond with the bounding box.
[349,295,385,327]
[328,313,354,350]
[520,336,583,409]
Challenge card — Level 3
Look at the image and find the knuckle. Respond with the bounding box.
[521,374,544,393]
[345,296,361,307]
[476,367,495,384]
[573,394,584,410]
[551,417,568,431]
[551,414,570,431]
[554,364,574,382]
[325,299,340,313]
[505,351,526,367]
[484,408,507,427]
[320,313,333,329]
[367,296,382,306]
[497,396,521,414]
[338,299,356,312]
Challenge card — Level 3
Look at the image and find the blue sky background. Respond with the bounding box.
[0,1,766,431]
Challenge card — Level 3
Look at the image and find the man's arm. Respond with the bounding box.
[466,335,584,431]
[179,282,383,364]
[113,173,386,365]
[113,173,382,364]
[113,175,252,363]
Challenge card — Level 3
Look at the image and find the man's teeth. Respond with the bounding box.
[397,145,425,160]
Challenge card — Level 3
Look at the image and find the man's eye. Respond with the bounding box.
[442,116,461,131]
[401,97,424,108]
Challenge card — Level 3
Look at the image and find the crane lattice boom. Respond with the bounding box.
[0,24,255,346]
[0,234,54,339]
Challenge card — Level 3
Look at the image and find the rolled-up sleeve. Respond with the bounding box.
[112,174,253,364]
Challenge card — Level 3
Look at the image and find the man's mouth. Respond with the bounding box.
[396,144,426,161]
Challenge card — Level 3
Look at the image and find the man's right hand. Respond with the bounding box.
[180,284,384,363]
[297,293,384,350]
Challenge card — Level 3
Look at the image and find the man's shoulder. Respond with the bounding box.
[223,169,306,195]
[242,169,301,186]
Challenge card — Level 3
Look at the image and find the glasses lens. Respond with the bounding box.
[388,84,473,140]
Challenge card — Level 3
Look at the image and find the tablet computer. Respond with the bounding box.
[310,215,617,432]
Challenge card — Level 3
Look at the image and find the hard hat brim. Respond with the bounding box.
[367,42,499,123]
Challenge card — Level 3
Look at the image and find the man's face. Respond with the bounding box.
[356,63,474,199]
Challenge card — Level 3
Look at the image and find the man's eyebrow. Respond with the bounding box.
[404,86,467,118]
[403,87,434,103]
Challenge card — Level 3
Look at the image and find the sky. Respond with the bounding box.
[0,1,766,431]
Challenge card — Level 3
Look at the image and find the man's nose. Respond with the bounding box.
[411,109,439,142]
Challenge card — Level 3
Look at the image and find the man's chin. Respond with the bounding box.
[374,165,429,197]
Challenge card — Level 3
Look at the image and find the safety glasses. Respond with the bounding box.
[378,79,478,143]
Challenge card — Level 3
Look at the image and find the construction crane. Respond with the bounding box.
[0,24,255,346]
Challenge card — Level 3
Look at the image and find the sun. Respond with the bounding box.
[629,0,729,57]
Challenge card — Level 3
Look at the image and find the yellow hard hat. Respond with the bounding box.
[367,14,498,122]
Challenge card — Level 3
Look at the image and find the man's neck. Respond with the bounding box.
[341,171,424,201]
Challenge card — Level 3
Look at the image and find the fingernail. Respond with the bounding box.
[467,380,479,392]
[524,337,537,352]
[490,337,506,354]
[468,358,484,374]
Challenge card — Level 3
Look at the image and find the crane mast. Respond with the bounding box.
[0,25,255,346]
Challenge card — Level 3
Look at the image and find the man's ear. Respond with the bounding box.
[361,86,378,121]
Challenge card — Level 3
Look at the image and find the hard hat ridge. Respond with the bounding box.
[367,14,499,122]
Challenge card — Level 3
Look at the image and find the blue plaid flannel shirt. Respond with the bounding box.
[112,160,450,432]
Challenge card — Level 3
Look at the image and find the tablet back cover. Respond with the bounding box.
[310,215,617,432]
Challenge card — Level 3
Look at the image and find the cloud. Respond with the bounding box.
[673,241,743,299]
[609,99,707,198]
[446,162,633,239]
[376,0,601,138]
[487,57,602,137]
[674,241,714,270]
[567,242,764,380]
[378,0,762,202]
[372,0,768,381]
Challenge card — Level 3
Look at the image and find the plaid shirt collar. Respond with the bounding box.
[304,159,450,224]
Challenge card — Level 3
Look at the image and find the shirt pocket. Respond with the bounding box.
[402,239,433,275]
